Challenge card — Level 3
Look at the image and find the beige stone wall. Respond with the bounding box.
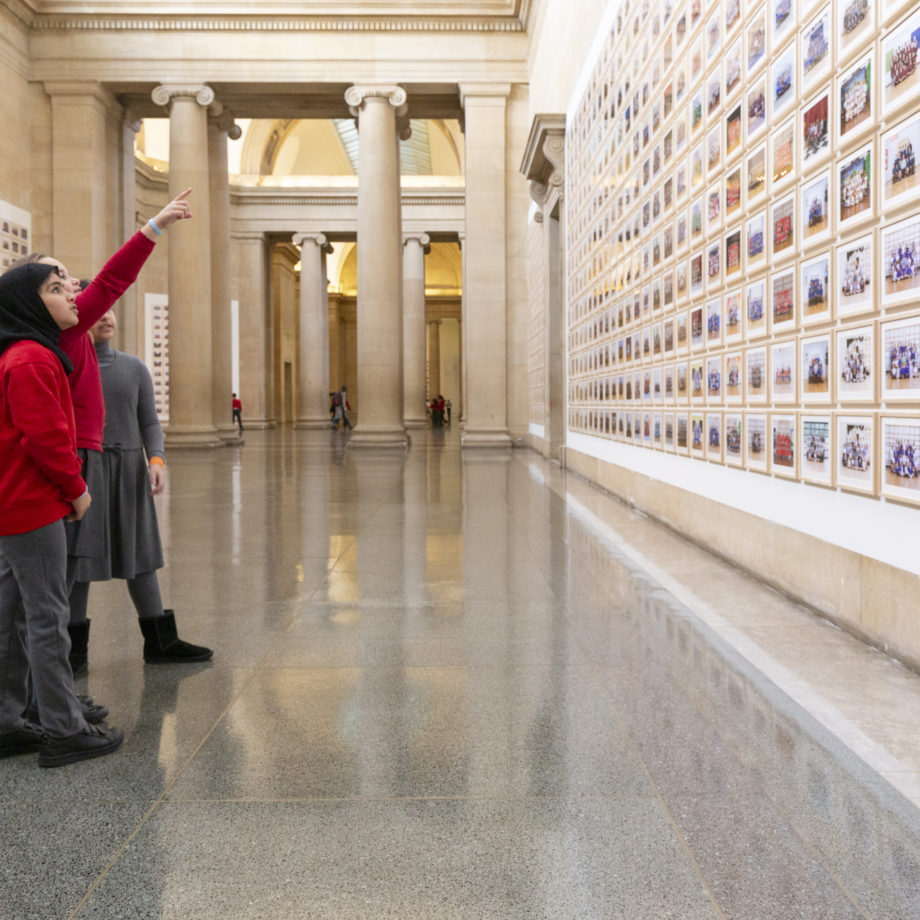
[565,446,920,671]
[0,11,32,216]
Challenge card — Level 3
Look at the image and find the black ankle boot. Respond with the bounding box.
[68,619,91,676]
[139,610,213,664]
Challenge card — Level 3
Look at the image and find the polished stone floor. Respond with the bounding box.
[3,426,920,919]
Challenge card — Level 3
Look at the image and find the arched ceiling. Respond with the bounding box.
[335,242,461,295]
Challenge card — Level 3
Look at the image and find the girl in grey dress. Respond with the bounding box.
[70,310,212,664]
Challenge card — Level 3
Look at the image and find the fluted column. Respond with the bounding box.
[209,105,242,443]
[152,83,219,447]
[293,232,333,428]
[428,321,441,400]
[459,85,512,448]
[403,232,430,428]
[344,84,410,448]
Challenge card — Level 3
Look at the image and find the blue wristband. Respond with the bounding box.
[148,218,162,236]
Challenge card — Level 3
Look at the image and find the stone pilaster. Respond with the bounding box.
[152,83,220,447]
[209,104,242,443]
[428,320,441,401]
[521,114,567,462]
[344,84,410,449]
[293,232,334,428]
[403,232,430,428]
[119,111,143,354]
[459,86,512,448]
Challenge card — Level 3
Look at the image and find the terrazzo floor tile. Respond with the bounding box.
[73,798,721,920]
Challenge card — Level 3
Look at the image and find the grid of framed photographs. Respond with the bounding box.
[565,0,920,503]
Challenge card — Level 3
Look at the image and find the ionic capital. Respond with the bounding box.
[293,232,332,254]
[344,84,408,118]
[209,102,242,140]
[403,232,431,254]
[152,84,215,110]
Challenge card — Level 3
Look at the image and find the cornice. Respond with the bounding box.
[230,192,465,207]
[22,15,525,32]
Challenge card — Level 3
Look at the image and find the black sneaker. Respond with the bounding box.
[0,722,47,758]
[38,724,124,768]
[78,696,109,724]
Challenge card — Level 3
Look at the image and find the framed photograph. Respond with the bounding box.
[690,250,705,297]
[706,412,723,460]
[747,277,768,339]
[838,141,873,229]
[746,412,770,470]
[676,112,688,153]
[725,40,743,98]
[653,367,663,402]
[725,228,742,280]
[706,296,722,346]
[676,412,690,454]
[771,340,797,402]
[664,362,675,400]
[691,304,705,350]
[692,143,705,188]
[690,358,705,402]
[881,111,920,211]
[838,53,873,143]
[677,210,689,251]
[748,7,767,74]
[707,182,722,229]
[707,125,722,174]
[772,118,796,188]
[881,417,920,502]
[836,232,874,317]
[677,359,690,401]
[748,144,767,203]
[707,354,723,403]
[772,0,796,46]
[747,80,767,139]
[801,170,831,245]
[881,214,920,306]
[802,332,832,402]
[691,36,704,84]
[664,411,676,450]
[801,251,832,325]
[676,161,688,202]
[771,413,797,477]
[747,211,766,266]
[725,351,744,402]
[772,42,797,119]
[838,323,875,402]
[664,270,675,308]
[676,261,689,302]
[880,9,920,117]
[837,414,875,493]
[707,68,722,119]
[746,343,769,402]
[725,289,743,343]
[771,267,797,334]
[726,167,742,218]
[881,314,920,399]
[725,412,744,464]
[802,92,830,165]
[691,412,706,455]
[801,414,833,484]
[726,105,742,159]
[771,193,795,261]
[838,0,874,61]
[802,6,832,90]
[707,10,721,61]
[707,240,721,289]
[726,0,742,33]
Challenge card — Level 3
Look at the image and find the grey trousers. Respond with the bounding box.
[0,520,86,738]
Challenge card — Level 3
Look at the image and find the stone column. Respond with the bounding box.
[293,232,334,428]
[403,232,430,428]
[459,85,512,448]
[344,84,410,448]
[119,112,143,354]
[233,231,272,427]
[209,105,242,443]
[428,321,441,400]
[152,83,220,447]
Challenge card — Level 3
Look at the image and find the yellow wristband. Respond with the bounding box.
[149,456,165,467]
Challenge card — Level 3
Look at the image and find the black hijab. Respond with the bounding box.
[0,263,74,374]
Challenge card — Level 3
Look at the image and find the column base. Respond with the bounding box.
[404,416,431,429]
[295,417,336,429]
[347,427,411,449]
[216,423,243,445]
[461,429,512,449]
[164,426,223,449]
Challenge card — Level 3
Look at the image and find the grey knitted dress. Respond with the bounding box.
[84,341,165,581]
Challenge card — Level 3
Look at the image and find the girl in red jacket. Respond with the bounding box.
[0,263,122,767]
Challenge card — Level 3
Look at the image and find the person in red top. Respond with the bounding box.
[0,262,123,766]
[14,189,198,672]
[232,392,243,434]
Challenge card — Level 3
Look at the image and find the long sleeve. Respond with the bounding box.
[136,361,165,460]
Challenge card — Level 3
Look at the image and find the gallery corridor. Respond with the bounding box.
[3,427,920,919]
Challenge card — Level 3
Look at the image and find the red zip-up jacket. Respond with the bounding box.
[0,340,85,536]
[60,231,156,450]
